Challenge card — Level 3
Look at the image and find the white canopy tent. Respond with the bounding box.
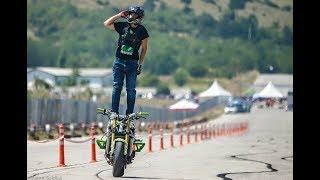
[253,81,284,99]
[198,80,232,98]
[169,99,199,122]
[169,99,199,111]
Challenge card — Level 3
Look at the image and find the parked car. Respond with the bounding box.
[287,91,293,111]
[224,97,251,114]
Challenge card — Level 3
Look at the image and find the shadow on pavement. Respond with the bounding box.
[121,177,163,179]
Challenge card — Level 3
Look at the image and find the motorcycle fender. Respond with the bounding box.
[110,138,128,156]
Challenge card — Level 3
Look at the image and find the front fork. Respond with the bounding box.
[108,120,133,160]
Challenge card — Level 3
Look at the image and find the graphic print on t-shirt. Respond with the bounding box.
[120,44,134,55]
[120,27,137,56]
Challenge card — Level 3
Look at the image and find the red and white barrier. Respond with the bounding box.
[28,119,249,167]
[90,123,97,163]
[58,124,65,167]
[179,128,183,146]
[195,126,198,142]
[57,123,98,166]
[148,128,152,152]
[160,128,164,150]
[170,130,174,148]
[187,127,190,144]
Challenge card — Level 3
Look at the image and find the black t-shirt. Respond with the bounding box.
[114,22,149,60]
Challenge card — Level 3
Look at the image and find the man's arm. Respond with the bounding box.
[139,38,148,65]
[103,11,127,30]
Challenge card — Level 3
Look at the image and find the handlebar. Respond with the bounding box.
[97,108,149,120]
[96,108,111,115]
[128,111,149,119]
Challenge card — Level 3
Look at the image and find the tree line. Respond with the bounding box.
[27,0,292,81]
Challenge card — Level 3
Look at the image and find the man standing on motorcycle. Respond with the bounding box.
[103,6,149,161]
[104,5,149,117]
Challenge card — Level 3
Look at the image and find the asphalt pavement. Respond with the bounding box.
[27,106,292,180]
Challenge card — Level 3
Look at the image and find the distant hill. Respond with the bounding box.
[65,0,292,29]
[27,0,292,79]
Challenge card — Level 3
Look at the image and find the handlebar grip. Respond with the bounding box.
[128,112,149,119]
[96,108,105,113]
[138,112,149,116]
[97,108,111,115]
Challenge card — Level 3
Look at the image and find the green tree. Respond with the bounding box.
[264,0,279,9]
[187,63,208,78]
[34,77,53,90]
[229,0,251,10]
[80,79,89,85]
[156,83,171,95]
[144,0,156,11]
[174,68,189,86]
[96,0,109,6]
[65,68,79,86]
[27,39,59,67]
[201,0,216,4]
[196,13,217,38]
[183,6,193,14]
[27,0,292,78]
[282,5,292,11]
[282,26,293,45]
[181,0,192,5]
[138,73,160,87]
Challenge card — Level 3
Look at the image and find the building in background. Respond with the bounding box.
[287,91,293,110]
[27,67,113,89]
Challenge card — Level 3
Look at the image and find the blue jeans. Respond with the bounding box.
[111,58,138,115]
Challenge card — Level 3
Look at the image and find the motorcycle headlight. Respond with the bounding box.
[117,123,127,134]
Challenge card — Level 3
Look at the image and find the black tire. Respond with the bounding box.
[112,141,125,177]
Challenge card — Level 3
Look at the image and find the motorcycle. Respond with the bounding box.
[96,108,148,177]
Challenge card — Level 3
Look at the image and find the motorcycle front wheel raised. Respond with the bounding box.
[112,141,125,177]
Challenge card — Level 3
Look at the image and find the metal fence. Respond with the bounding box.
[27,96,229,126]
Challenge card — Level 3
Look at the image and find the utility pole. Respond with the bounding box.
[248,25,252,41]
[240,80,242,96]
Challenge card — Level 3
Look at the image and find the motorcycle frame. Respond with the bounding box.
[109,117,133,158]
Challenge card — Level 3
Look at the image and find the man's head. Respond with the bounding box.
[126,6,144,25]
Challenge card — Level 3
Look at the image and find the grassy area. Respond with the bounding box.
[68,0,104,10]
[219,70,259,96]
[159,0,291,29]
[189,105,225,121]
[108,0,145,9]
[186,77,216,94]
[159,70,259,96]
[205,105,225,120]
[175,105,225,128]
[270,0,293,8]
[135,98,176,107]
[102,94,177,108]
[236,1,292,29]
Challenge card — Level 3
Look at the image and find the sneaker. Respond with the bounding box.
[110,111,118,120]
